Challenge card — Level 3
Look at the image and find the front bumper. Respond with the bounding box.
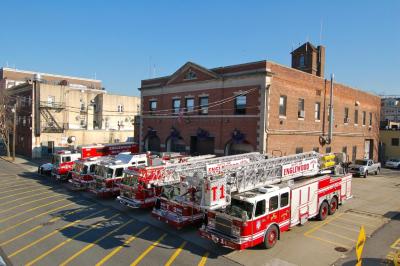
[199,227,246,250]
[68,179,94,191]
[89,187,120,197]
[151,208,203,229]
[117,196,156,209]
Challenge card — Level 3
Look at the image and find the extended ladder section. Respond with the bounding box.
[131,152,266,186]
[200,151,322,210]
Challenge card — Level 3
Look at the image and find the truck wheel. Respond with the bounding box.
[262,225,278,249]
[318,201,329,221]
[329,197,338,215]
[363,171,368,178]
[375,168,380,175]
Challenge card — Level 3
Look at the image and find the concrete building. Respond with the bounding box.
[380,96,400,123]
[139,42,380,161]
[2,68,140,158]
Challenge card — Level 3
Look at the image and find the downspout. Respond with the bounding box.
[327,74,334,144]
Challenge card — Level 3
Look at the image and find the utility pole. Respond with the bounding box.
[12,99,17,161]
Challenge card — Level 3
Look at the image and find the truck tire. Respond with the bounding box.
[262,225,279,249]
[375,168,380,175]
[329,197,338,215]
[318,201,329,221]
[363,171,368,178]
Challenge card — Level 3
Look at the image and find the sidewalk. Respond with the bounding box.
[0,155,49,172]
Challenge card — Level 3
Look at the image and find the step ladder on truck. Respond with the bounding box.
[117,153,265,209]
[197,152,352,250]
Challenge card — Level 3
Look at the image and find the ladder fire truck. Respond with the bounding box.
[152,152,349,231]
[89,153,149,197]
[196,152,352,250]
[117,153,264,209]
[40,142,138,180]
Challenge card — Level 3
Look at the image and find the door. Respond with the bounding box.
[190,136,215,155]
[48,141,54,154]
[364,140,371,159]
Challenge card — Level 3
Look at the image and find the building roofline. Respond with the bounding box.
[1,67,101,83]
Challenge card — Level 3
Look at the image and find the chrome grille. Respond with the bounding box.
[215,215,232,235]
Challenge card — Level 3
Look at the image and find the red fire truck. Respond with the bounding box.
[152,152,345,230]
[41,142,138,180]
[117,154,253,209]
[89,153,148,197]
[198,153,352,250]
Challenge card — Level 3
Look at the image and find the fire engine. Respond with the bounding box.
[152,152,348,231]
[197,152,352,250]
[89,153,148,197]
[39,142,138,180]
[118,153,264,209]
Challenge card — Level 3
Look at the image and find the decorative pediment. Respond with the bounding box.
[167,62,219,85]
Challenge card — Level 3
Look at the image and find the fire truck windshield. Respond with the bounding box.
[121,173,138,186]
[95,166,113,178]
[53,155,71,165]
[225,199,253,219]
[160,186,180,200]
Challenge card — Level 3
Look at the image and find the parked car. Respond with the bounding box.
[349,159,381,178]
[385,158,400,169]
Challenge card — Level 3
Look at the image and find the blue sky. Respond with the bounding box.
[1,1,399,96]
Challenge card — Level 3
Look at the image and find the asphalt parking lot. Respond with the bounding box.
[0,159,399,266]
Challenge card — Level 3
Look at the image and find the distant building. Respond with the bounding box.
[2,68,140,158]
[140,42,381,161]
[380,129,400,161]
[380,96,400,123]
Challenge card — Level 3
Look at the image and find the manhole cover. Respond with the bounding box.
[335,247,348,252]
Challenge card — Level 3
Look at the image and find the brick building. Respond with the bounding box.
[140,42,380,161]
[1,68,140,158]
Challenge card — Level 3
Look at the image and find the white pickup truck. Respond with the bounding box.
[349,159,381,178]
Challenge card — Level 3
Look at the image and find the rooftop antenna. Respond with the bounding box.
[94,72,97,80]
[153,64,156,78]
[6,61,9,67]
[149,56,152,78]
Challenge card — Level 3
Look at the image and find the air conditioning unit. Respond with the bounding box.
[298,110,305,118]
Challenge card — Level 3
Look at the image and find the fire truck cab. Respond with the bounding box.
[90,153,148,197]
[50,151,81,180]
[200,173,352,250]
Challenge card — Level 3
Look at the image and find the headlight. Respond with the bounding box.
[208,218,215,228]
[232,225,241,236]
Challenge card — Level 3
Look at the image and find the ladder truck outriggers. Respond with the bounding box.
[118,153,265,209]
[196,152,352,250]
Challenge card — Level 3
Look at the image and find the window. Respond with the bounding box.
[149,100,157,114]
[392,138,399,146]
[234,95,246,115]
[117,105,124,113]
[299,54,305,67]
[295,147,303,154]
[269,196,279,212]
[172,99,181,115]
[369,112,373,126]
[362,111,366,125]
[313,147,319,153]
[352,146,357,162]
[199,97,208,115]
[326,146,332,153]
[279,95,287,116]
[185,98,194,113]
[298,98,305,118]
[354,109,359,125]
[80,99,85,111]
[344,107,349,123]
[255,200,266,217]
[184,69,197,80]
[280,192,289,207]
[315,102,321,120]
[115,168,124,177]
[342,146,348,155]
[47,95,55,107]
[62,156,71,163]
[89,164,96,173]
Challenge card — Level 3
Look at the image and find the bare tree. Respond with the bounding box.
[0,89,12,157]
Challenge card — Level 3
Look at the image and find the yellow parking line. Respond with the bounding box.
[165,240,187,266]
[391,238,400,249]
[198,252,209,266]
[0,187,49,200]
[25,213,120,266]
[336,216,378,228]
[0,202,78,235]
[95,226,150,266]
[9,208,107,258]
[60,217,132,266]
[325,221,360,233]
[130,233,168,266]
[305,234,351,250]
[0,190,57,207]
[0,181,36,191]
[0,194,63,215]
[304,213,345,236]
[0,204,96,246]
[317,228,357,242]
[0,198,67,223]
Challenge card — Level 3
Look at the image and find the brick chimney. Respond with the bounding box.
[291,42,325,78]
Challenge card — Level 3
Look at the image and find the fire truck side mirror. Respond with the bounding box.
[241,211,248,222]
